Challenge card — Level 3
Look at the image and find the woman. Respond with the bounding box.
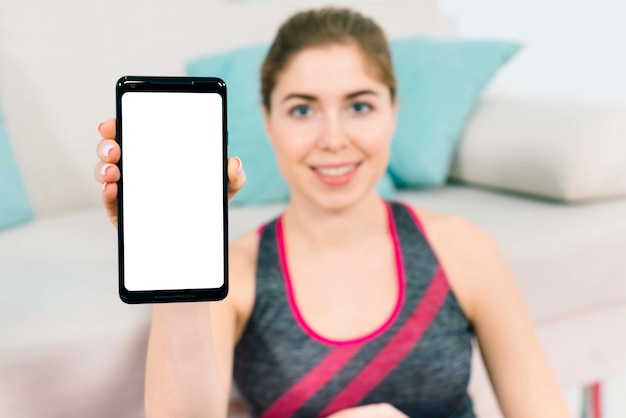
[95,8,570,418]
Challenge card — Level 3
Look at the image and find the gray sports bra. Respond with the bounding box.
[233,201,475,417]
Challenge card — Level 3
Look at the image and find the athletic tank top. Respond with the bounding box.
[233,201,475,418]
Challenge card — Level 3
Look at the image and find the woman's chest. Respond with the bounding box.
[288,246,400,342]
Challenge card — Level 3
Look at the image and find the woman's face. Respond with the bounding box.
[263,43,397,212]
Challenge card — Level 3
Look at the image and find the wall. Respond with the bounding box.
[441,0,626,104]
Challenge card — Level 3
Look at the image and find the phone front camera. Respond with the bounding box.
[130,84,136,88]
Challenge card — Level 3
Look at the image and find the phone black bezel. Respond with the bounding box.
[115,76,228,304]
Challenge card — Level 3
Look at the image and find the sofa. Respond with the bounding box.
[1,1,626,417]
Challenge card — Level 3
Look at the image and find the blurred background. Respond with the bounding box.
[1,0,624,417]
[442,0,626,104]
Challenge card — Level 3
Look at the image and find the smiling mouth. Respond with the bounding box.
[311,163,360,177]
[309,162,362,186]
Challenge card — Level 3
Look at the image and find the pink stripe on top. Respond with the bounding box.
[256,223,267,237]
[403,202,457,294]
[276,201,406,347]
[260,343,363,418]
[319,267,451,417]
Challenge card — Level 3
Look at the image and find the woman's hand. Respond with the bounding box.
[326,403,408,418]
[94,118,246,228]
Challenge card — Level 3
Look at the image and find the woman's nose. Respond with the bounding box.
[318,115,348,150]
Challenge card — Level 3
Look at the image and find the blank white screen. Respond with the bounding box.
[121,92,224,291]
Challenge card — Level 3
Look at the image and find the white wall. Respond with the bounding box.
[441,0,626,104]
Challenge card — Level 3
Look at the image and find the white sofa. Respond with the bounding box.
[1,1,626,417]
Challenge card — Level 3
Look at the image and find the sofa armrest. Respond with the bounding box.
[449,93,626,202]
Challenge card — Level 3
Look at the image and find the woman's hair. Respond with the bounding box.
[260,7,397,110]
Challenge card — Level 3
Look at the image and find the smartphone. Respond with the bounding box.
[115,76,228,304]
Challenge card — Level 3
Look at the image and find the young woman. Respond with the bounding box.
[95,8,570,418]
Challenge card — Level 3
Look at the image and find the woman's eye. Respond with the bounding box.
[350,102,372,114]
[290,105,312,117]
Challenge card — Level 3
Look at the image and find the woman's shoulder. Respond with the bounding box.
[406,204,507,323]
[229,228,261,268]
[407,204,487,240]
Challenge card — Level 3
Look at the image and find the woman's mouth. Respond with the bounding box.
[310,162,360,186]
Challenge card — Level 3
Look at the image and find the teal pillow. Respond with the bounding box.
[389,37,521,187]
[187,44,395,205]
[0,106,34,230]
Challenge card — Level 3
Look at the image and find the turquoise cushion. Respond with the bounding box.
[0,107,34,230]
[187,37,520,202]
[187,44,395,205]
[390,37,521,187]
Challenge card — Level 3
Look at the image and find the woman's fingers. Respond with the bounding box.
[227,156,246,205]
[97,119,120,228]
[101,182,119,228]
[98,118,117,140]
[94,160,120,184]
[97,139,121,164]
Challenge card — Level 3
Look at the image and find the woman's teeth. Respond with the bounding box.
[315,164,356,177]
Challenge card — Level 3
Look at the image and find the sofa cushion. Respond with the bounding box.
[0,209,150,418]
[450,94,626,202]
[0,106,33,230]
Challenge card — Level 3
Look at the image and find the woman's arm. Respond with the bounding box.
[144,233,258,418]
[145,300,236,418]
[144,234,258,418]
[419,210,571,418]
[96,118,250,417]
